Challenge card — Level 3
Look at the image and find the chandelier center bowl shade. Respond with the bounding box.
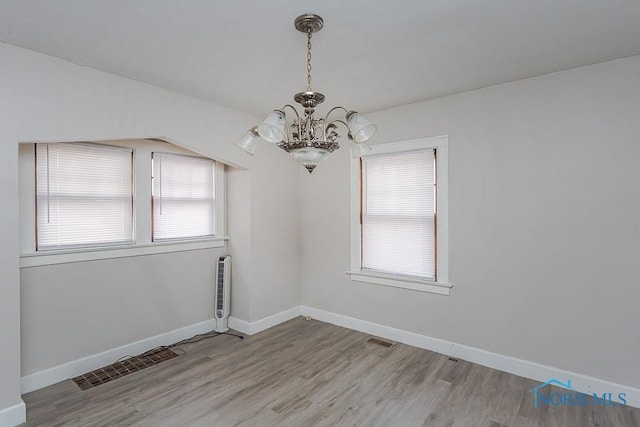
[235,13,377,173]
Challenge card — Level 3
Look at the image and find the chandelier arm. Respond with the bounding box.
[325,119,350,143]
[327,119,350,133]
[323,106,350,125]
[281,104,301,120]
[281,104,301,143]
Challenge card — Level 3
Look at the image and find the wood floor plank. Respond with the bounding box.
[21,317,640,426]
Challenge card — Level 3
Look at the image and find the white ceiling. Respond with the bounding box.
[1,1,640,116]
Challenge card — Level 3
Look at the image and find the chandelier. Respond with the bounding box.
[235,13,377,173]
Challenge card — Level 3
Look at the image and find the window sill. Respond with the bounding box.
[347,270,452,296]
[20,237,228,268]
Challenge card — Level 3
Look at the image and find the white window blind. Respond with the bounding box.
[35,143,134,250]
[362,149,436,279]
[152,153,215,241]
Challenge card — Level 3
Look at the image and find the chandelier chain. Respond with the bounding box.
[306,31,312,92]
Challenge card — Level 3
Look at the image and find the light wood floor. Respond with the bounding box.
[22,317,640,426]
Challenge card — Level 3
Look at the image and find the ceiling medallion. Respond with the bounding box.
[235,13,377,173]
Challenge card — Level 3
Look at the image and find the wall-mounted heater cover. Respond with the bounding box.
[215,255,231,332]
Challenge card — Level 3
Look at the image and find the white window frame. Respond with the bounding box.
[19,139,227,268]
[348,135,451,296]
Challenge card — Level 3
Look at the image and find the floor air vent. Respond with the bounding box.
[367,337,396,348]
[72,347,179,390]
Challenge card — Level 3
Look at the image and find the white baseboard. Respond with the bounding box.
[0,401,26,427]
[229,306,301,335]
[248,306,302,335]
[21,318,217,394]
[228,316,251,335]
[300,305,640,409]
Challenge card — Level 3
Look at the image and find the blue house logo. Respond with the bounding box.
[530,379,627,408]
[530,379,575,408]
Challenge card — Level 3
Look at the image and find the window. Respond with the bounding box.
[349,136,450,295]
[35,143,134,250]
[362,149,436,279]
[152,152,216,241]
[20,139,226,267]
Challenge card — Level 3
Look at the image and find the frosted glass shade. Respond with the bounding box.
[291,148,330,173]
[346,112,377,143]
[257,110,286,143]
[349,140,372,158]
[235,128,260,155]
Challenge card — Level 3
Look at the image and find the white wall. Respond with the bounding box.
[0,42,300,417]
[301,55,640,389]
[20,249,222,375]
[248,143,301,321]
[227,142,301,323]
[226,168,253,322]
[0,131,22,421]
